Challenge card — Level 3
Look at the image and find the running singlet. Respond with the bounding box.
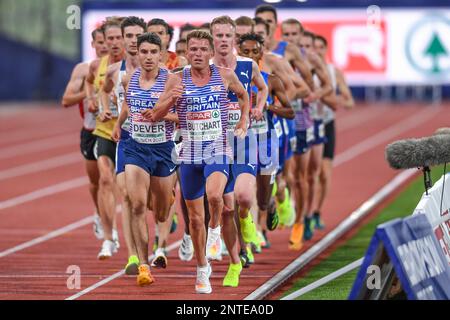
[115,60,131,133]
[227,56,253,131]
[126,68,174,144]
[177,64,230,163]
[93,55,118,141]
[272,41,288,57]
[165,51,181,71]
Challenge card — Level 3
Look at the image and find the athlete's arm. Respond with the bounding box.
[151,72,183,122]
[85,59,100,113]
[99,64,120,121]
[221,68,249,139]
[286,43,314,90]
[251,60,269,120]
[62,62,88,107]
[112,100,129,142]
[335,68,355,109]
[162,112,179,124]
[268,74,294,119]
[309,53,333,99]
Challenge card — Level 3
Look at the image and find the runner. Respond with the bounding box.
[211,16,268,270]
[175,39,187,58]
[238,32,295,260]
[112,32,178,286]
[234,16,254,51]
[152,30,249,293]
[101,16,146,274]
[85,18,125,259]
[252,17,310,246]
[298,30,333,242]
[147,17,187,263]
[147,18,188,70]
[62,26,108,241]
[312,34,354,229]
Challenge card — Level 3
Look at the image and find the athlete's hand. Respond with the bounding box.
[140,109,154,122]
[87,98,98,113]
[250,108,263,121]
[112,124,121,142]
[170,83,184,104]
[99,110,112,122]
[304,92,318,104]
[234,115,248,139]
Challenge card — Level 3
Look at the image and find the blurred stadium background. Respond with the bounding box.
[0,0,449,103]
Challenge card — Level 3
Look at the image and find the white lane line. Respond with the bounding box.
[65,239,182,300]
[0,152,81,181]
[244,169,417,300]
[0,216,93,258]
[334,106,440,167]
[281,257,364,300]
[0,177,88,211]
[0,132,78,160]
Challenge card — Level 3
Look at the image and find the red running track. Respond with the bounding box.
[0,102,448,300]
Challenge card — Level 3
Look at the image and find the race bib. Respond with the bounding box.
[227,102,241,131]
[132,114,167,144]
[186,109,222,141]
[290,136,297,151]
[318,122,325,139]
[306,126,315,143]
[251,111,268,134]
[282,119,289,134]
[274,121,283,138]
[292,99,303,112]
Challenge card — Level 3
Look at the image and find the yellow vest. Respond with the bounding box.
[93,55,117,141]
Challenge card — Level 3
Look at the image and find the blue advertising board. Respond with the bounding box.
[349,214,450,300]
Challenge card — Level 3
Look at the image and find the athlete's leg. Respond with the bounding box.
[126,164,150,265]
[316,158,332,213]
[116,172,136,257]
[185,197,207,267]
[85,160,100,211]
[306,144,324,215]
[222,192,240,265]
[97,155,117,242]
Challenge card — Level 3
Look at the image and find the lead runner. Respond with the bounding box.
[151,30,249,294]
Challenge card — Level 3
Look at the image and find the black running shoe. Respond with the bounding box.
[266,200,279,231]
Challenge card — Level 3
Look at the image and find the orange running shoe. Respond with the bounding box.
[289,223,304,250]
[137,264,154,286]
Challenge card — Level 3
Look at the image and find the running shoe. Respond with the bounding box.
[223,263,242,287]
[137,264,154,286]
[304,216,314,241]
[195,263,212,294]
[266,201,279,231]
[206,226,222,261]
[289,223,304,251]
[112,229,120,249]
[151,248,168,269]
[278,189,294,227]
[240,214,258,244]
[246,244,255,264]
[178,233,194,262]
[93,212,104,240]
[239,249,249,268]
[313,211,325,230]
[97,239,117,260]
[257,230,266,249]
[125,255,139,275]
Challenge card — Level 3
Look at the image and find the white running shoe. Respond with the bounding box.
[195,263,212,294]
[151,248,168,269]
[112,229,120,249]
[206,226,222,261]
[178,233,194,262]
[97,239,117,260]
[93,213,104,240]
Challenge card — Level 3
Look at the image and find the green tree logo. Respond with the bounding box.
[423,32,448,73]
